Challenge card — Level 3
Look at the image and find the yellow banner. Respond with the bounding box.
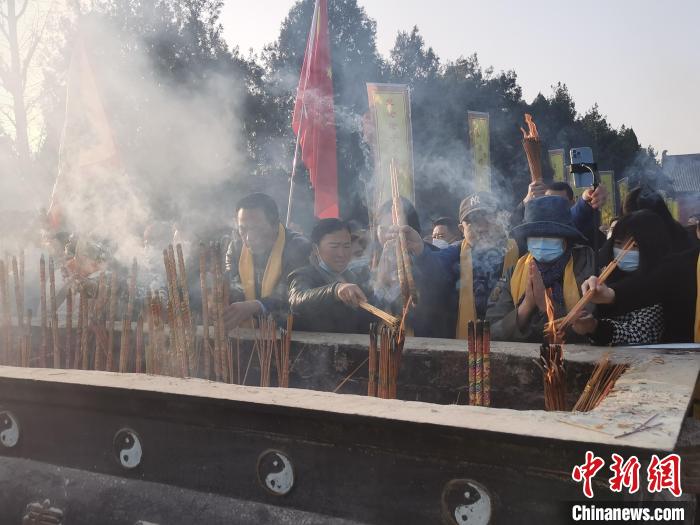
[665,197,680,221]
[366,83,415,210]
[617,177,629,215]
[467,111,490,192]
[598,171,616,226]
[548,149,566,183]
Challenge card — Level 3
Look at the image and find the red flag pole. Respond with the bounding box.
[287,0,321,226]
[285,129,302,227]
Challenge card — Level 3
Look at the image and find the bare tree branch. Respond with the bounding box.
[16,0,29,20]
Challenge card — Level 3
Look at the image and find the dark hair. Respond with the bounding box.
[547,181,574,201]
[311,218,351,245]
[433,216,459,234]
[610,210,671,276]
[623,186,691,252]
[235,193,279,225]
[378,197,421,233]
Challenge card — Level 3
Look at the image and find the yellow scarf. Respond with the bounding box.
[695,254,700,343]
[239,223,286,301]
[510,253,580,313]
[456,238,519,339]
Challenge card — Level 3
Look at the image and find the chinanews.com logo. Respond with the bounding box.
[567,451,686,523]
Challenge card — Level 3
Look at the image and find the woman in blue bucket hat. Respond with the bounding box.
[486,195,595,342]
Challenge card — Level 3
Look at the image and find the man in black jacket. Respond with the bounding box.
[224,193,311,328]
[289,219,373,334]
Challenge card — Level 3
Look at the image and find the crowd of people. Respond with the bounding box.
[31,179,700,348]
[217,182,700,347]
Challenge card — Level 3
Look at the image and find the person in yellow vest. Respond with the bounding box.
[390,192,519,339]
[223,193,311,329]
[485,196,595,342]
[583,246,700,343]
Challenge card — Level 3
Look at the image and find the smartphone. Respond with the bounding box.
[569,147,597,188]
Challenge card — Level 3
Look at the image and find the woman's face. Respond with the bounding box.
[317,229,352,273]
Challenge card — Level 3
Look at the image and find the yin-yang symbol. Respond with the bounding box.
[257,450,294,496]
[113,428,142,469]
[442,479,492,525]
[0,411,19,448]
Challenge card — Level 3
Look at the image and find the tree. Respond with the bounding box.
[0,0,65,179]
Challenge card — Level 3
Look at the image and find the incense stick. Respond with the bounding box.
[467,321,476,405]
[557,238,636,332]
[199,243,211,379]
[39,255,47,367]
[483,321,491,407]
[358,301,399,326]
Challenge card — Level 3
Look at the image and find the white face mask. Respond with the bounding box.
[432,238,449,249]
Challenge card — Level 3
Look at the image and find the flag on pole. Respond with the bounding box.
[47,33,120,230]
[291,0,338,219]
[467,111,491,192]
[46,31,146,258]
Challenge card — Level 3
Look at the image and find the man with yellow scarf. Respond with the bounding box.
[485,196,595,342]
[393,192,518,339]
[224,193,311,328]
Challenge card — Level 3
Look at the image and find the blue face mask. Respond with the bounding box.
[527,237,565,263]
[613,247,640,272]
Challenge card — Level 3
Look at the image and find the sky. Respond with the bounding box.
[221,0,700,157]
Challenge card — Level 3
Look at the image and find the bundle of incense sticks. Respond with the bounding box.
[276,314,293,388]
[253,315,278,387]
[521,113,542,183]
[467,320,491,407]
[0,261,10,365]
[389,159,418,308]
[163,247,189,377]
[12,256,24,367]
[368,323,379,397]
[211,242,228,383]
[199,242,211,379]
[39,255,47,367]
[358,301,399,327]
[537,343,566,411]
[376,321,405,399]
[573,353,628,412]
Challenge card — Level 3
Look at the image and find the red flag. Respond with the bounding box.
[292,0,338,219]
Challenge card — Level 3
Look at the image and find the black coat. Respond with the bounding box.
[607,247,698,342]
[288,264,373,334]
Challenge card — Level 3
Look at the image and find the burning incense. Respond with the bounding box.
[12,257,24,356]
[0,261,10,365]
[390,159,418,307]
[254,316,277,387]
[92,273,107,371]
[573,353,628,412]
[48,257,60,368]
[537,343,566,411]
[65,288,73,368]
[199,242,211,379]
[39,255,47,367]
[475,320,483,406]
[521,113,542,183]
[212,243,227,382]
[556,238,636,333]
[467,321,476,405]
[368,323,378,397]
[483,321,491,407]
[106,271,118,371]
[135,314,144,373]
[176,244,194,372]
[23,309,32,368]
[537,289,567,411]
[375,321,405,399]
[79,290,89,370]
[358,301,399,327]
